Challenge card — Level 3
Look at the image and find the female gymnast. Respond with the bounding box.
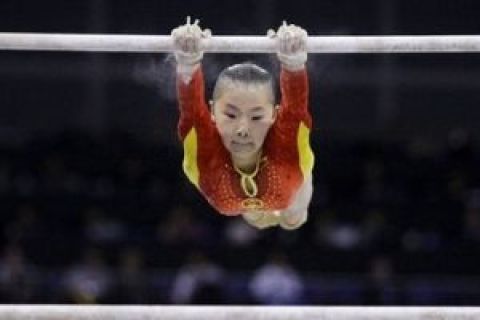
[172,18,314,230]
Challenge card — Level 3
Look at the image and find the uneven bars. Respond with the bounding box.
[0,306,479,320]
[1,33,480,53]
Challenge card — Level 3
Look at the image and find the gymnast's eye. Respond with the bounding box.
[251,116,264,121]
[225,113,236,119]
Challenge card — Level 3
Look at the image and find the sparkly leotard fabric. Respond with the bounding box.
[177,67,314,216]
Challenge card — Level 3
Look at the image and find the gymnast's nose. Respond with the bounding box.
[236,118,250,138]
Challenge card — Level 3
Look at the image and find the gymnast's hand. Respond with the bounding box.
[268,21,308,71]
[171,17,211,80]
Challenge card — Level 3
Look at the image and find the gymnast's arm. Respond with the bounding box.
[274,22,311,126]
[277,67,310,126]
[172,18,212,140]
[176,67,212,140]
[242,23,313,231]
[273,23,314,231]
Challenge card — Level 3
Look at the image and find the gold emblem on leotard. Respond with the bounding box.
[233,153,266,198]
[233,153,267,211]
[241,198,264,210]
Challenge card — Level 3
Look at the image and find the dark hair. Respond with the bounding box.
[212,63,275,102]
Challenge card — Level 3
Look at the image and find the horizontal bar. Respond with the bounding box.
[0,306,479,320]
[1,33,480,53]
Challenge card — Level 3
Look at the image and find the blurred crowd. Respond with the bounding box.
[1,130,480,305]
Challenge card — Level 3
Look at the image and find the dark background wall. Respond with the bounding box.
[1,0,480,144]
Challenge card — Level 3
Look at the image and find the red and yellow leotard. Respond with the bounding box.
[177,67,314,216]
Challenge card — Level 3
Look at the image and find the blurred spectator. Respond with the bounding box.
[447,128,473,167]
[401,228,442,253]
[463,189,480,244]
[63,248,112,304]
[119,156,147,192]
[40,153,68,193]
[0,245,38,302]
[170,251,225,304]
[84,206,127,245]
[109,248,149,304]
[157,205,210,246]
[1,133,480,304]
[317,219,363,250]
[361,209,387,246]
[12,169,38,196]
[249,252,304,305]
[364,255,403,305]
[147,177,169,201]
[3,204,43,247]
[93,177,116,197]
[224,217,260,248]
[0,160,11,194]
[361,158,386,205]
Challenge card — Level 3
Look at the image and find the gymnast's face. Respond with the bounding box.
[212,83,276,160]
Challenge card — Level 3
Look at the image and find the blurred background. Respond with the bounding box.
[1,0,480,305]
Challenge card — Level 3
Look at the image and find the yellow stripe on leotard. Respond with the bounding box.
[182,128,200,187]
[297,121,314,178]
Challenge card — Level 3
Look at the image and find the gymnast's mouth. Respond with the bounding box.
[230,141,255,152]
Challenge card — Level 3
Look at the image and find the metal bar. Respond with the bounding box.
[0,306,480,320]
[1,33,480,53]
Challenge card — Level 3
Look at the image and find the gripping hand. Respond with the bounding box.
[171,17,211,80]
[268,21,308,71]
